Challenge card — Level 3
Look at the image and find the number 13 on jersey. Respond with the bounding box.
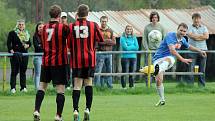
[74,26,89,38]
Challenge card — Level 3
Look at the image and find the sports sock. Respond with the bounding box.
[56,93,65,117]
[73,90,81,112]
[156,83,165,101]
[35,90,45,112]
[85,86,93,111]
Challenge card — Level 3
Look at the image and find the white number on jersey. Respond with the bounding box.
[46,28,54,41]
[74,26,89,38]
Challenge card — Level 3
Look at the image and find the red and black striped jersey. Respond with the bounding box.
[41,21,70,67]
[68,19,104,68]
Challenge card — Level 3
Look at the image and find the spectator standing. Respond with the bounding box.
[120,25,139,89]
[142,11,165,86]
[187,13,209,87]
[60,11,72,90]
[94,15,116,88]
[33,21,44,90]
[7,19,31,93]
[33,5,70,121]
[60,12,68,25]
[67,4,104,121]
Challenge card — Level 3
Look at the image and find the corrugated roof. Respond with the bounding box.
[68,6,215,37]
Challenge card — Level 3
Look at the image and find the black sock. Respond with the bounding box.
[35,90,45,112]
[85,86,93,111]
[72,90,80,111]
[56,93,65,117]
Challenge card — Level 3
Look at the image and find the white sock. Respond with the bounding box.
[156,83,165,101]
[159,61,169,73]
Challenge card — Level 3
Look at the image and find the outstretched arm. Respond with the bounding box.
[169,45,192,64]
[188,45,207,57]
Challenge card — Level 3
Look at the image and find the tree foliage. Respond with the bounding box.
[3,0,215,23]
[200,0,215,7]
[0,0,21,51]
[0,0,36,51]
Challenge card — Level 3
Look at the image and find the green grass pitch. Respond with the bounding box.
[0,92,215,121]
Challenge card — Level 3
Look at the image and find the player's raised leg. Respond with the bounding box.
[154,56,175,106]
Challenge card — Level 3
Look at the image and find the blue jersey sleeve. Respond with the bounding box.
[181,37,190,49]
[165,33,175,46]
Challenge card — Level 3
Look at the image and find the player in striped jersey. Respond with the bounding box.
[33,5,70,121]
[67,4,104,121]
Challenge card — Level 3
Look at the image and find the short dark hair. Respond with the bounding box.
[100,16,108,22]
[192,13,201,19]
[77,4,89,18]
[49,5,62,18]
[149,11,160,22]
[177,23,188,30]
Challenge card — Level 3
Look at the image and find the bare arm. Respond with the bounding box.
[169,45,192,64]
[188,45,207,57]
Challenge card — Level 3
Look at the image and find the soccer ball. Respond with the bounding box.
[148,30,162,42]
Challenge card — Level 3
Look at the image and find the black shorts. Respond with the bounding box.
[72,67,95,79]
[40,65,68,85]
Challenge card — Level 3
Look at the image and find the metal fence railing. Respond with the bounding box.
[1,50,215,91]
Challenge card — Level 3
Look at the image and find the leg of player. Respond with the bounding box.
[33,82,48,121]
[155,72,165,107]
[73,78,83,121]
[54,84,65,121]
[83,77,93,121]
[154,59,169,107]
[154,56,175,106]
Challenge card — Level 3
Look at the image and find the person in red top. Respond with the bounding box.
[33,5,70,121]
[67,4,104,121]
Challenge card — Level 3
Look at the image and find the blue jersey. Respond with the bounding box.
[153,32,189,62]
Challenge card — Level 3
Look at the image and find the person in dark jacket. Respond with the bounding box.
[7,19,31,93]
[33,21,44,90]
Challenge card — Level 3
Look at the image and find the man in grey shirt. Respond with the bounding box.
[187,13,209,87]
[142,11,165,87]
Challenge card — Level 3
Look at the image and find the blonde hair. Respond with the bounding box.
[14,19,25,30]
[124,24,133,37]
